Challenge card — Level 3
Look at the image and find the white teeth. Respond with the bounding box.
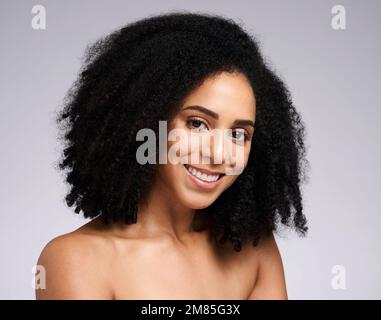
[186,165,219,183]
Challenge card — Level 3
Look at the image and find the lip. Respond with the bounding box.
[183,164,224,190]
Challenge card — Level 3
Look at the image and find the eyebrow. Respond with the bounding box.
[233,119,255,128]
[182,105,255,128]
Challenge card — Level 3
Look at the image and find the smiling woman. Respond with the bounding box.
[36,12,309,300]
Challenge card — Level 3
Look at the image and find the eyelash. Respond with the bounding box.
[186,117,250,142]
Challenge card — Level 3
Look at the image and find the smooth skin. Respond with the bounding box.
[36,72,287,300]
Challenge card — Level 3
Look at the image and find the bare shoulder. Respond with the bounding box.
[246,231,288,300]
[35,221,115,299]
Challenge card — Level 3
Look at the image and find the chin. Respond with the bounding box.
[178,193,220,210]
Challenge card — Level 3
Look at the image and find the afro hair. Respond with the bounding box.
[56,12,309,252]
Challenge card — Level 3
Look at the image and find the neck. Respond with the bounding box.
[132,172,208,243]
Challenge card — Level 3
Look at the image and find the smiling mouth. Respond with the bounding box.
[183,164,225,183]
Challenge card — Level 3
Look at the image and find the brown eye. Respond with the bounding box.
[230,129,249,143]
[186,118,208,132]
[233,131,244,140]
[191,119,202,128]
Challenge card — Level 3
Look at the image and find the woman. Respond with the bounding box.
[36,12,309,299]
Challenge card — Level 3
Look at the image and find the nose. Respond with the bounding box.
[197,129,229,166]
[205,130,244,175]
[210,130,225,165]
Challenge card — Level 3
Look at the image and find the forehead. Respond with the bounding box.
[181,71,256,120]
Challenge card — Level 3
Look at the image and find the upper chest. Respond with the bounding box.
[109,238,259,299]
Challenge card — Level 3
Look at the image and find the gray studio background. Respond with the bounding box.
[0,0,380,299]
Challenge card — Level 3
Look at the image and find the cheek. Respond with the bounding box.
[226,144,251,174]
[243,145,252,166]
[213,173,241,200]
[156,163,183,196]
[167,121,194,164]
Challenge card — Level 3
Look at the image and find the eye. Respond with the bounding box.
[186,118,209,132]
[230,129,249,143]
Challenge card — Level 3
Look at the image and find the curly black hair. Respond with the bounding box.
[56,11,309,252]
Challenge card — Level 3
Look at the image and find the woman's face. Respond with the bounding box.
[156,71,256,209]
